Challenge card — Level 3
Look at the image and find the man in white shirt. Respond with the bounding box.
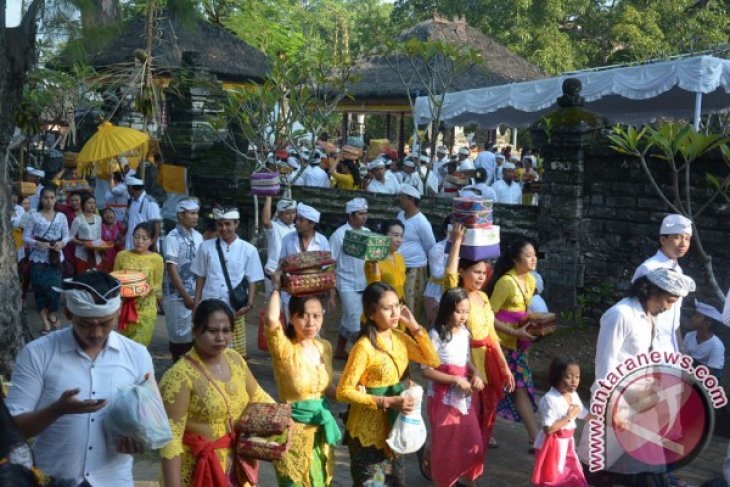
[279,203,335,314]
[433,145,450,188]
[401,157,424,195]
[26,167,45,210]
[474,142,497,186]
[685,300,725,377]
[366,159,399,194]
[631,214,693,353]
[418,154,439,196]
[124,175,161,251]
[192,207,264,358]
[397,183,437,324]
[163,198,204,362]
[329,198,369,359]
[262,196,297,298]
[7,271,154,487]
[104,172,130,223]
[301,151,330,188]
[494,153,506,181]
[491,162,522,204]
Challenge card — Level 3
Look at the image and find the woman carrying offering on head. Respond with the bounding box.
[266,273,341,486]
[444,223,514,454]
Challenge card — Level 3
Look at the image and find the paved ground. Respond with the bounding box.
[19,288,729,486]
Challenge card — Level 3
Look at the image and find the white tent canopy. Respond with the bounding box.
[413,55,730,128]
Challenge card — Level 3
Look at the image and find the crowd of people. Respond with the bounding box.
[3,137,730,487]
[274,138,541,206]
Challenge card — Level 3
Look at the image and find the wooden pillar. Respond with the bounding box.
[398,113,405,158]
[385,113,392,141]
[341,112,349,144]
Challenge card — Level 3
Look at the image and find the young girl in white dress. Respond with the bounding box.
[422,287,485,487]
[532,356,596,487]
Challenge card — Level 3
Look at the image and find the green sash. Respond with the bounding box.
[366,383,405,428]
[290,397,342,445]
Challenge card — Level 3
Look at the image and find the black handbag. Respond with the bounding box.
[215,238,249,311]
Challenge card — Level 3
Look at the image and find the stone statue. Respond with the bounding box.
[557,78,584,108]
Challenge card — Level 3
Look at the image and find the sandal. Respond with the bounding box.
[417,445,432,481]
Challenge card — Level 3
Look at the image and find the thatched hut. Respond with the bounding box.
[59,12,270,85]
[340,14,545,151]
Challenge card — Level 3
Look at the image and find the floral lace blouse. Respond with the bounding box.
[159,348,273,487]
[336,329,439,451]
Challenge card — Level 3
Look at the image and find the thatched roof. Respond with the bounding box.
[57,13,270,83]
[346,15,545,100]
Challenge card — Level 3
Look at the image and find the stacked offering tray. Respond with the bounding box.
[342,230,391,261]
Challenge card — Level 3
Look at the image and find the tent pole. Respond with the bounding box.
[693,92,702,131]
[512,128,518,147]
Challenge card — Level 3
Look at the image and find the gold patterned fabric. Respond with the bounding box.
[443,271,500,384]
[159,348,274,487]
[113,250,163,346]
[266,323,335,486]
[336,329,439,452]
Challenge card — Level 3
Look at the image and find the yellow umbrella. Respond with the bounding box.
[77,121,150,177]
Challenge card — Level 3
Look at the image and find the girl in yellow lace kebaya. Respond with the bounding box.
[266,274,341,486]
[364,220,406,301]
[337,282,439,487]
[113,222,163,346]
[160,299,274,487]
[486,238,539,449]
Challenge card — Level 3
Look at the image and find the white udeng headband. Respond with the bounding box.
[62,289,121,318]
[213,209,240,220]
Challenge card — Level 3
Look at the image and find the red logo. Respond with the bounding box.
[609,366,712,469]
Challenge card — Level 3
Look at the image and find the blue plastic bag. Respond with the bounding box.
[104,378,172,450]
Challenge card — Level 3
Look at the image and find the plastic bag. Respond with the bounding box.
[104,378,172,450]
[386,384,426,454]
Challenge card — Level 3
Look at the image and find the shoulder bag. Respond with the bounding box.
[215,238,248,311]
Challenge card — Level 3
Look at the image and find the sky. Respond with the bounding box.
[6,0,22,27]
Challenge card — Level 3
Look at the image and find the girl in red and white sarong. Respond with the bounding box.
[532,357,596,487]
[422,287,486,487]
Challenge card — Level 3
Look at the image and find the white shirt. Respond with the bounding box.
[264,219,295,273]
[23,211,71,263]
[491,179,522,205]
[279,230,330,259]
[724,288,730,328]
[434,157,450,186]
[191,237,264,304]
[594,297,657,385]
[12,204,25,228]
[70,214,103,263]
[29,183,43,210]
[684,331,725,370]
[424,326,472,414]
[529,295,549,313]
[471,182,497,201]
[125,191,161,250]
[474,150,496,186]
[105,183,130,222]
[386,170,402,186]
[163,225,204,300]
[424,239,447,300]
[419,166,439,195]
[6,328,154,487]
[367,177,398,194]
[301,165,331,188]
[397,210,436,268]
[330,222,368,292]
[401,171,424,196]
[631,250,683,352]
[534,387,587,449]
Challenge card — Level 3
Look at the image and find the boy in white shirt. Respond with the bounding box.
[685,300,725,378]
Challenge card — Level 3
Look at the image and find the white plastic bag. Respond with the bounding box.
[386,384,427,454]
[104,378,172,450]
